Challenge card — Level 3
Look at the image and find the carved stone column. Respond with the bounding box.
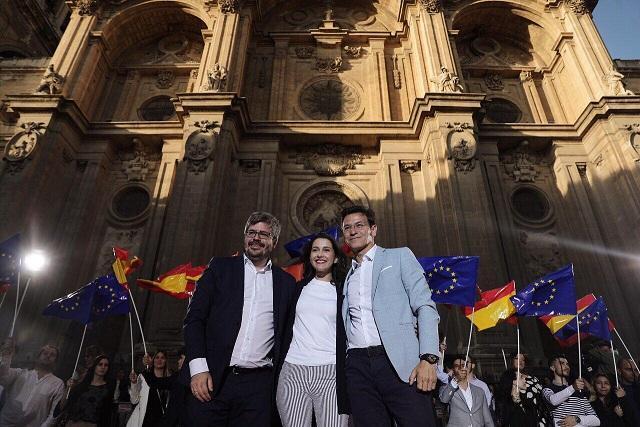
[369,38,391,121]
[268,37,289,119]
[519,72,549,124]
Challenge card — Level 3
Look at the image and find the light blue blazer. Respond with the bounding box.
[342,246,440,382]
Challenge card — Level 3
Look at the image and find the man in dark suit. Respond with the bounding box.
[184,211,297,427]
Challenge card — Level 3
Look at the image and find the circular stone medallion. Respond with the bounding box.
[299,78,361,120]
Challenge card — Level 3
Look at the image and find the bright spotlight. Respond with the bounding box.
[24,250,48,273]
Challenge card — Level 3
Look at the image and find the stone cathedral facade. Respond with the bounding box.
[1,0,639,378]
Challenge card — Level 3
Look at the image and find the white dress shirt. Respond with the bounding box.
[189,255,274,377]
[346,245,382,349]
[460,383,474,410]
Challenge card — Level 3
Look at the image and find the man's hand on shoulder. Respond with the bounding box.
[409,360,437,391]
[191,371,214,402]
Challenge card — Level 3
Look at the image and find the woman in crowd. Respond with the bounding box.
[277,232,350,427]
[591,373,639,426]
[496,353,550,427]
[60,355,114,427]
[127,350,174,427]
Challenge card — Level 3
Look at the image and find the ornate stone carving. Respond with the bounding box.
[485,73,504,91]
[499,141,545,182]
[184,121,219,174]
[392,55,402,89]
[625,123,640,162]
[343,46,362,58]
[419,0,442,14]
[3,122,46,174]
[239,159,262,174]
[155,71,174,89]
[219,0,239,14]
[315,57,342,73]
[121,138,155,181]
[299,78,361,120]
[519,230,562,279]
[604,68,635,96]
[295,47,315,58]
[35,64,64,95]
[520,71,533,82]
[566,0,589,14]
[445,123,476,172]
[295,144,366,176]
[432,66,464,93]
[202,64,227,92]
[400,160,421,174]
[592,152,605,168]
[304,190,351,231]
[74,0,100,16]
[190,69,199,80]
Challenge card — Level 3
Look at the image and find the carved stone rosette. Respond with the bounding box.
[445,123,476,172]
[3,122,46,174]
[184,121,219,174]
[499,141,545,182]
[419,0,442,14]
[74,0,100,16]
[566,0,588,14]
[219,0,240,14]
[294,144,366,176]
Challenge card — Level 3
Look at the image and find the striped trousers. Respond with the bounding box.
[276,362,349,427]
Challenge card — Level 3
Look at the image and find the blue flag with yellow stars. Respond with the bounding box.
[511,264,577,316]
[0,234,21,291]
[558,296,611,341]
[43,274,129,324]
[417,256,479,307]
[284,226,341,258]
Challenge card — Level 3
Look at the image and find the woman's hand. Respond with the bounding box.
[129,370,138,384]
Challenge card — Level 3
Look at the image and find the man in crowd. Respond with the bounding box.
[467,355,494,411]
[0,338,64,427]
[339,205,440,426]
[184,212,297,426]
[438,356,494,427]
[542,354,599,427]
[618,357,640,420]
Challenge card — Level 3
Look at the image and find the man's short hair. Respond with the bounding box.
[244,211,281,241]
[549,353,567,367]
[341,205,376,226]
[38,344,59,361]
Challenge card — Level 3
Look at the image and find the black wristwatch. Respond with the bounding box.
[575,416,581,424]
[420,353,439,364]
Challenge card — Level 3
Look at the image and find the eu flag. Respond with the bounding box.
[0,234,21,290]
[418,256,479,307]
[43,274,129,324]
[511,264,577,316]
[559,297,611,341]
[284,226,341,258]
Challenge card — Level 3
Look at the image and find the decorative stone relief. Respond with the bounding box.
[432,67,464,93]
[73,0,99,16]
[419,0,442,14]
[294,144,366,176]
[518,230,562,279]
[592,152,605,168]
[400,160,421,174]
[155,71,174,89]
[392,55,402,89]
[202,63,227,92]
[299,78,361,120]
[500,141,545,182]
[184,121,219,174]
[566,0,589,15]
[219,0,239,14]
[121,138,156,182]
[520,71,533,82]
[604,68,635,96]
[239,159,262,174]
[485,73,504,91]
[34,64,64,95]
[3,122,46,174]
[190,69,198,80]
[575,162,587,177]
[445,122,476,172]
[95,228,143,276]
[343,46,362,58]
[315,57,342,73]
[626,123,640,162]
[295,47,315,58]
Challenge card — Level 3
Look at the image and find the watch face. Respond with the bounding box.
[422,354,438,364]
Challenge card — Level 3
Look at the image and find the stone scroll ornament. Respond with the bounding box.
[3,122,47,174]
[184,120,219,174]
[446,122,477,172]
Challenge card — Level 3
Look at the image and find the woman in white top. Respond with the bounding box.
[277,232,350,427]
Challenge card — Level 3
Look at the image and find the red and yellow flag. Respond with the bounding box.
[112,247,143,288]
[464,281,517,331]
[136,263,206,299]
[282,262,304,282]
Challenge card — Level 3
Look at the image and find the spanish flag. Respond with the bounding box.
[464,281,517,331]
[112,247,142,288]
[136,263,205,299]
[283,262,304,282]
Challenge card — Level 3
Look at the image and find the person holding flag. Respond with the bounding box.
[338,205,440,427]
[590,373,639,427]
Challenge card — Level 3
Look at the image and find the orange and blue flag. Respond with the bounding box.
[555,296,612,342]
[511,264,577,316]
[418,256,479,307]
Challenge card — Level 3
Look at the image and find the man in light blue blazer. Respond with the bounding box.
[338,205,440,427]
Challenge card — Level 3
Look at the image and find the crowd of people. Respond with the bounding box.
[0,206,639,427]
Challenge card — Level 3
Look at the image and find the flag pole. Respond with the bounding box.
[576,314,582,379]
[128,290,148,357]
[464,307,475,369]
[0,293,6,312]
[15,277,31,320]
[501,348,508,370]
[611,338,619,388]
[614,328,640,372]
[517,323,521,382]
[9,264,21,337]
[440,335,446,370]
[129,313,135,372]
[68,324,88,398]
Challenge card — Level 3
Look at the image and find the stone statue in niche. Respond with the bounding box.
[604,68,634,96]
[35,64,64,95]
[202,63,228,92]
[121,138,154,182]
[434,67,464,93]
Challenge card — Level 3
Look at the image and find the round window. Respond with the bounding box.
[138,96,176,121]
[111,186,151,221]
[486,98,522,123]
[511,187,550,222]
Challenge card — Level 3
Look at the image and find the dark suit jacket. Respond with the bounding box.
[279,276,350,414]
[183,255,297,395]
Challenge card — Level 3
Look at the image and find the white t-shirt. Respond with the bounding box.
[285,278,338,366]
